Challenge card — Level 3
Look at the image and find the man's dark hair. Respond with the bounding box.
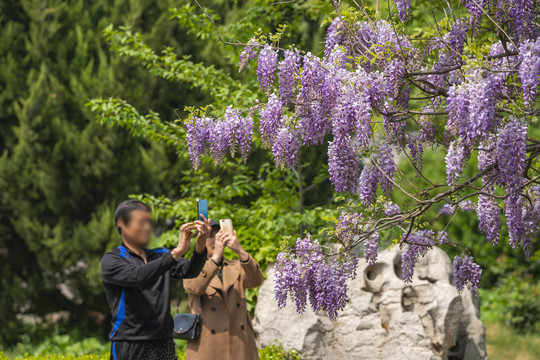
[114,199,152,234]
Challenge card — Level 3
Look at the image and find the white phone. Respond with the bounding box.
[219,219,234,236]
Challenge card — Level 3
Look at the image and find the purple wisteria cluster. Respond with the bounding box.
[259,94,282,147]
[477,192,501,245]
[445,140,466,187]
[257,44,278,92]
[453,256,482,293]
[274,234,358,321]
[335,212,363,246]
[518,39,540,108]
[364,232,379,265]
[185,108,253,169]
[324,18,345,58]
[182,1,540,320]
[383,202,401,216]
[358,165,380,206]
[446,70,504,149]
[438,204,456,216]
[278,50,301,105]
[238,38,258,72]
[427,20,468,88]
[272,123,299,170]
[401,230,435,282]
[395,0,411,22]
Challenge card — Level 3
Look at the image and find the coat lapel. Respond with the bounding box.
[208,270,223,292]
[222,259,241,293]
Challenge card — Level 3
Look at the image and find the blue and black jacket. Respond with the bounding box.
[101,244,206,342]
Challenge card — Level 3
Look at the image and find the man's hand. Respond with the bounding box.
[211,231,229,263]
[226,231,249,262]
[171,222,195,260]
[194,214,211,254]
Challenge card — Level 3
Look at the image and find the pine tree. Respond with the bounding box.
[0,0,195,344]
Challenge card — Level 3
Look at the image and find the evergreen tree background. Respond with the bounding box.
[0,0,206,344]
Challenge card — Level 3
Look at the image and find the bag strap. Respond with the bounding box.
[175,281,183,314]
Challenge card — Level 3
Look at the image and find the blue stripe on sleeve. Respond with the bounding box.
[152,248,169,253]
[109,289,125,339]
[112,341,117,360]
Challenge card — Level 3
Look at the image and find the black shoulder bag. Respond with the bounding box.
[173,282,201,340]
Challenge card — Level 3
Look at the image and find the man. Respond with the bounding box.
[101,199,211,360]
[184,221,264,360]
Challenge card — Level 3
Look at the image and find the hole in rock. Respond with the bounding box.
[393,254,403,280]
[365,263,384,281]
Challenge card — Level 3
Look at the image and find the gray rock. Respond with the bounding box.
[254,247,487,360]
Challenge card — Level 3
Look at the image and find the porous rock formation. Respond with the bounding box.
[253,247,487,360]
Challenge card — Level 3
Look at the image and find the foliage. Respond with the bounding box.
[481,267,540,332]
[134,161,337,268]
[0,354,107,360]
[6,336,108,358]
[1,339,301,360]
[258,342,301,360]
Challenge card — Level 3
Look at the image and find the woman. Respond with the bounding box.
[183,221,264,360]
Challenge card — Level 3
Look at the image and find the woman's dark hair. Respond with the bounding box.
[114,199,152,234]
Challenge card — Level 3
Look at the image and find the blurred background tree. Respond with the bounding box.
[0,0,203,345]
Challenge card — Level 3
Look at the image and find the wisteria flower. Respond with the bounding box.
[453,255,482,293]
[383,202,401,216]
[238,38,259,72]
[259,94,283,147]
[257,44,278,92]
[459,200,476,212]
[278,50,301,105]
[359,165,380,206]
[364,232,379,265]
[272,125,300,170]
[401,230,434,282]
[438,204,456,216]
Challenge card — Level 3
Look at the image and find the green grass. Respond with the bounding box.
[485,321,540,360]
[1,341,298,360]
[0,355,106,360]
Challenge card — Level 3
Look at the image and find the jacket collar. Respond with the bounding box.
[209,258,241,293]
[119,242,155,260]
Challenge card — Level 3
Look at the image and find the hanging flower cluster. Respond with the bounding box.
[453,256,482,293]
[274,234,358,321]
[183,0,539,320]
[185,108,253,169]
[401,230,435,282]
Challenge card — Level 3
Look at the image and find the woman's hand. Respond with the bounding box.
[226,231,249,262]
[171,222,195,260]
[211,231,229,263]
[194,214,212,254]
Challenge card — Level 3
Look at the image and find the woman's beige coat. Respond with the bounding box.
[183,256,264,360]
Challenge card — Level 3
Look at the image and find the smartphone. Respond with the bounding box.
[197,199,208,221]
[220,219,234,236]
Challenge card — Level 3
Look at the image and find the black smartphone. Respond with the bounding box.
[197,199,208,221]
